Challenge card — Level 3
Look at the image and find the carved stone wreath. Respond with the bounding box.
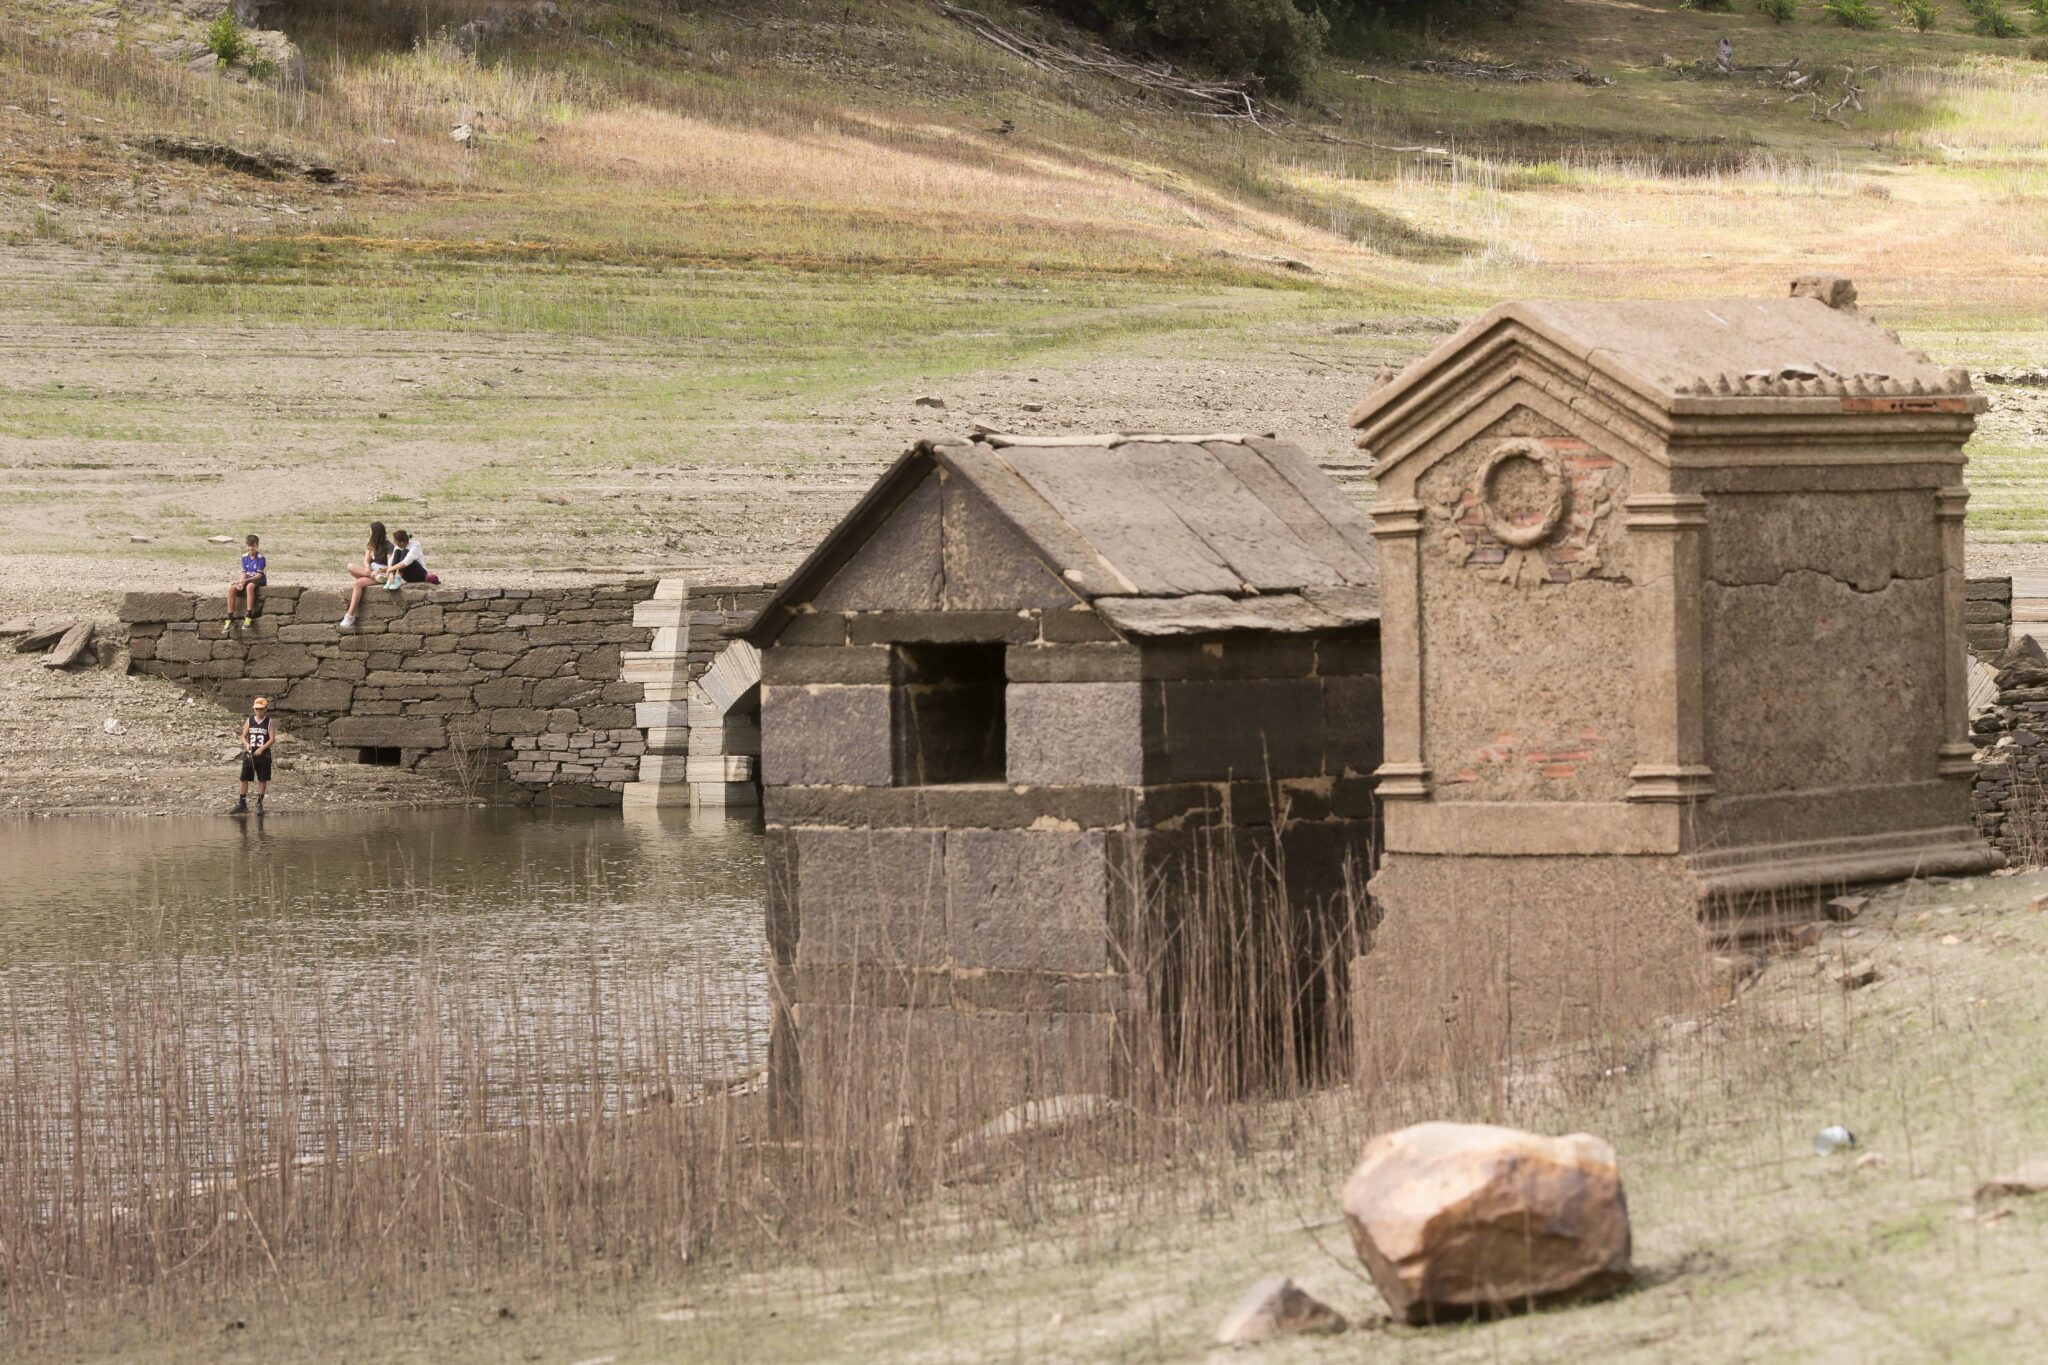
[1426,436,1626,590]
[1479,439,1568,549]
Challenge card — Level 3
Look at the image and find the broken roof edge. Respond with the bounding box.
[1351,293,1977,442]
[974,431,1278,449]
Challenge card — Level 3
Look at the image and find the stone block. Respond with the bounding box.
[1322,673,1385,777]
[764,783,1136,832]
[1006,682,1144,786]
[155,630,214,664]
[330,715,446,749]
[1005,643,1142,684]
[636,700,691,729]
[1966,577,2012,602]
[241,645,319,678]
[945,829,1110,972]
[1038,606,1120,643]
[577,704,635,729]
[119,592,196,623]
[281,677,355,712]
[479,712,544,740]
[814,472,943,612]
[575,644,623,680]
[762,645,893,685]
[792,829,947,967]
[1141,637,1317,682]
[1152,678,1324,782]
[775,612,850,647]
[532,676,602,707]
[761,684,892,786]
[510,645,577,677]
[942,478,1082,611]
[847,610,1039,645]
[474,678,532,707]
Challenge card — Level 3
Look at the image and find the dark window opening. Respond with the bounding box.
[892,641,1006,785]
[357,746,403,767]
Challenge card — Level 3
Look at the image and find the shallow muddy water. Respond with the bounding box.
[0,805,768,970]
[0,807,771,1166]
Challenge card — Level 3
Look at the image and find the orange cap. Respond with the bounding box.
[253,697,270,709]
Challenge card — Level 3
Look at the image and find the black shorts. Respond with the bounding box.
[240,752,272,782]
[397,561,428,583]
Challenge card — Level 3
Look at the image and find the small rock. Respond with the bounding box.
[207,535,234,544]
[1834,960,1879,990]
[1814,1125,1856,1156]
[102,717,125,736]
[1941,934,1963,946]
[1785,923,1823,950]
[1824,894,1869,922]
[1213,1276,1346,1344]
[1021,402,1044,412]
[1855,1152,1888,1170]
[453,123,475,144]
[1975,1162,2048,1204]
[1341,1122,1631,1324]
[2026,893,2048,914]
[128,533,151,543]
[913,396,946,409]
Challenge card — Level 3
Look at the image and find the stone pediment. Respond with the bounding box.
[1352,294,1982,480]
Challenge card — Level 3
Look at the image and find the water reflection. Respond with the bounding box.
[0,805,768,972]
[0,806,771,1155]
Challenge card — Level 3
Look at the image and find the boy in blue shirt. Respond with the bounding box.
[223,533,266,633]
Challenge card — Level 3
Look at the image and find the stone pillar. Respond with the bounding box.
[1937,486,1975,780]
[620,578,694,808]
[1624,493,1714,803]
[1370,499,1430,801]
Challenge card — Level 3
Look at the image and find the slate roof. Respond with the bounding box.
[1351,293,1981,449]
[744,433,1380,644]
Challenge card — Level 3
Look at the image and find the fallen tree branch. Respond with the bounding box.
[935,2,1265,119]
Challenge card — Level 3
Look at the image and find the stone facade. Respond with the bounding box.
[1348,281,1999,1080]
[747,434,1384,1134]
[122,580,662,802]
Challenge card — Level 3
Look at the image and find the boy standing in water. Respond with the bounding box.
[229,696,276,815]
[224,533,267,634]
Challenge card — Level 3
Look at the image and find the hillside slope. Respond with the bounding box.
[0,0,2041,623]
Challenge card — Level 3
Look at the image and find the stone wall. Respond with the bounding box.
[1968,577,2041,860]
[121,580,662,803]
[1967,575,2012,657]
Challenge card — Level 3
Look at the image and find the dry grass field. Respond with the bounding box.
[2,0,2044,624]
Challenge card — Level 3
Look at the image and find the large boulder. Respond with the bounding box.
[1340,1122,1631,1324]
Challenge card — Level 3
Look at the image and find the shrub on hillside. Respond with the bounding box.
[1679,0,1736,11]
[1966,0,2024,34]
[203,11,249,65]
[1048,1,1525,96]
[1758,0,1799,23]
[1821,0,1884,25]
[1901,0,1937,29]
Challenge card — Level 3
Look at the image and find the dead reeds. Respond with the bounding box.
[0,822,1740,1349]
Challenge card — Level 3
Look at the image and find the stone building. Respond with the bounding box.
[743,433,1384,1131]
[1346,278,2000,1077]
